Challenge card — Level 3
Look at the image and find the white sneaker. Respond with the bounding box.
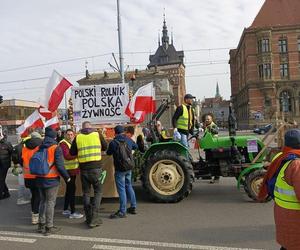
[69,212,84,219]
[31,213,39,225]
[17,199,30,205]
[62,210,71,216]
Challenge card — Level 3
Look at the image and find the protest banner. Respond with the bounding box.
[71,83,129,125]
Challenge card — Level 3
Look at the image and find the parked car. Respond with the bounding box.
[253,124,273,134]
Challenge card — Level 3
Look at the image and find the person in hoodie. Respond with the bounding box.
[16,132,43,224]
[107,125,138,218]
[70,121,107,228]
[36,127,70,236]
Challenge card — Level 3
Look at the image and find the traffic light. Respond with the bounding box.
[0,95,3,104]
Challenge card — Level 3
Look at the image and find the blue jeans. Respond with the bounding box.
[114,170,137,214]
[180,133,189,148]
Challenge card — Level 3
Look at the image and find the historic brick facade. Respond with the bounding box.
[230,0,300,129]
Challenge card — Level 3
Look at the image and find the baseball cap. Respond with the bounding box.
[184,94,196,99]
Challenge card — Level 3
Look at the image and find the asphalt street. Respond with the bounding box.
[0,171,279,250]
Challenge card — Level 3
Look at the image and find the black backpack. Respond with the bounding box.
[114,139,135,171]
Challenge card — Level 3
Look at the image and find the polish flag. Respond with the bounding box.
[125,82,156,123]
[16,110,45,137]
[38,106,54,120]
[45,116,60,130]
[42,70,73,112]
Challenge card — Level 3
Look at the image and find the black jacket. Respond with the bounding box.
[172,104,195,135]
[0,138,13,167]
[70,128,107,170]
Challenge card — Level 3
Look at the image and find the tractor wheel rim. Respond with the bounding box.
[149,160,184,196]
[251,176,263,196]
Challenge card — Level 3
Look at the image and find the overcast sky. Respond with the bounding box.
[0,0,265,103]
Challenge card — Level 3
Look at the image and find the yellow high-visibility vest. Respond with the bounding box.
[59,139,79,170]
[76,132,101,163]
[274,160,300,210]
[177,104,193,131]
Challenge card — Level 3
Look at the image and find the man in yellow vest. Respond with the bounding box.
[172,94,195,147]
[70,121,107,228]
[59,129,83,219]
[272,129,300,250]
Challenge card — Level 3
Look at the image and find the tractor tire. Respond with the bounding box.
[142,150,194,203]
[244,169,267,201]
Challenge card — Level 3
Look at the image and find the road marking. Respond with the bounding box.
[0,231,263,250]
[92,245,154,250]
[8,188,18,191]
[0,236,36,243]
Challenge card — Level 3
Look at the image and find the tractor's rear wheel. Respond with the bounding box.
[142,150,194,203]
[244,169,266,201]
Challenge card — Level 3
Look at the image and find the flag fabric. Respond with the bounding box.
[125,82,156,123]
[45,116,60,130]
[42,70,73,112]
[38,106,54,120]
[16,110,44,137]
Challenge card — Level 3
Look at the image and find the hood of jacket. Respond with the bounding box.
[40,136,57,149]
[114,134,126,142]
[24,137,43,150]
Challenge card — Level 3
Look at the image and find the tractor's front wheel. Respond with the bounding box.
[142,150,194,203]
[244,169,266,201]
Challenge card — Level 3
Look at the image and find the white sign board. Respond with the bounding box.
[247,139,258,153]
[72,84,129,125]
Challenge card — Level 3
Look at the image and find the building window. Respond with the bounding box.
[280,63,289,78]
[280,91,291,112]
[298,37,300,51]
[258,38,270,53]
[258,64,272,79]
[279,39,288,53]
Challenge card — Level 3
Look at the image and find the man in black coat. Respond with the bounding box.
[0,132,13,200]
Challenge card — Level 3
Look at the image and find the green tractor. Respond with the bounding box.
[137,100,267,203]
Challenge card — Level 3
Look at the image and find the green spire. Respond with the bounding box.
[215,82,221,98]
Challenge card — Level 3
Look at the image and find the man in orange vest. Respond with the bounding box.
[36,127,70,236]
[19,132,43,224]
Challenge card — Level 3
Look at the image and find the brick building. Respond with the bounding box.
[229,0,300,129]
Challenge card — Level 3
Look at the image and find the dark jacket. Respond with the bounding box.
[70,128,107,170]
[106,134,137,172]
[0,138,13,168]
[172,104,195,135]
[36,136,70,188]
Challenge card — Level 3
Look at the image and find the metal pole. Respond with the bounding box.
[64,92,68,129]
[117,0,125,84]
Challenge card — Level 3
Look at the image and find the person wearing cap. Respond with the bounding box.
[259,129,300,250]
[172,94,196,147]
[16,131,43,224]
[70,121,107,228]
[36,127,70,236]
[107,125,138,218]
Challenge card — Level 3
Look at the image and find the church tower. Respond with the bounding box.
[148,16,186,105]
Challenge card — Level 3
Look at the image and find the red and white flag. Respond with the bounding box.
[16,110,45,137]
[41,70,73,112]
[125,82,156,123]
[45,116,60,130]
[38,106,54,120]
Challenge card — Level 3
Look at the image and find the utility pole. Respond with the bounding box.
[117,0,125,84]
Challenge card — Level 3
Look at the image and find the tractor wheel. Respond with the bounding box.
[244,169,266,201]
[142,150,194,203]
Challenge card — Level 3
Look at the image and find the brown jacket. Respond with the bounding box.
[274,159,300,249]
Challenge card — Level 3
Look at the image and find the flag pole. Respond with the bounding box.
[65,92,68,129]
[117,0,125,84]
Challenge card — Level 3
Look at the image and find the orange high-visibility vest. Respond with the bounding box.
[42,145,60,178]
[22,146,39,179]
